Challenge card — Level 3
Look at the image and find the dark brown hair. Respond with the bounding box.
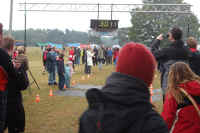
[170,27,182,40]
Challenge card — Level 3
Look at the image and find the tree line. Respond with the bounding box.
[3,0,200,47]
[3,29,90,46]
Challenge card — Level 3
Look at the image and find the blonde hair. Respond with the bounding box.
[167,62,200,104]
[17,46,25,54]
[187,37,197,49]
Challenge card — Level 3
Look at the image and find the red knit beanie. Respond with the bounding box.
[116,42,156,86]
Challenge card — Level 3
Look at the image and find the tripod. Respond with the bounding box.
[28,69,41,94]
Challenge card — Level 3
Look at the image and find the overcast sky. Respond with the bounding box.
[0,0,199,32]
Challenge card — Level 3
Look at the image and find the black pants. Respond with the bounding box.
[58,73,65,90]
[5,102,25,133]
[0,91,7,133]
[84,65,91,74]
[108,56,112,64]
[93,56,98,66]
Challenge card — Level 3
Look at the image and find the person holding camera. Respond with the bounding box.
[2,36,29,133]
[0,24,27,133]
[151,27,190,101]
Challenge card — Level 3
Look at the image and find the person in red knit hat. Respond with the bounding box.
[79,42,168,133]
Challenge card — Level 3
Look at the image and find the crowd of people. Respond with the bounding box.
[79,27,200,133]
[1,20,200,133]
[42,44,120,90]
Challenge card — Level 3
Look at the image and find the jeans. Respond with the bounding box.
[64,74,71,88]
[48,70,56,85]
[58,73,65,90]
[77,56,80,65]
[98,58,103,70]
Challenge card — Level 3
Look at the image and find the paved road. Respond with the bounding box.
[54,84,162,102]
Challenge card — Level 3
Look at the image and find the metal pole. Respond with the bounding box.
[111,4,113,20]
[24,0,27,48]
[97,3,99,19]
[9,0,13,36]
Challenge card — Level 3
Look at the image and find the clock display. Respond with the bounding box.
[90,19,119,31]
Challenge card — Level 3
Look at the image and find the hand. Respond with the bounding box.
[156,34,164,41]
[13,62,22,69]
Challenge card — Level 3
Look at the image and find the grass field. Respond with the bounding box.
[20,47,163,133]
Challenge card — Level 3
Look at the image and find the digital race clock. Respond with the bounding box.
[90,19,119,32]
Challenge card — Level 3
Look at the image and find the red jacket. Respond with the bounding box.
[162,80,200,133]
[113,50,119,60]
[68,49,74,61]
[0,66,8,91]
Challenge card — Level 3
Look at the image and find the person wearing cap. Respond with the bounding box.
[151,27,190,101]
[2,36,29,133]
[79,42,168,133]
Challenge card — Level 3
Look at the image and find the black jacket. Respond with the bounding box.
[189,49,200,76]
[151,39,190,93]
[57,58,65,75]
[79,72,168,133]
[7,64,29,104]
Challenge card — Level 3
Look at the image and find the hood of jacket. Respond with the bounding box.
[85,72,153,133]
[179,80,200,96]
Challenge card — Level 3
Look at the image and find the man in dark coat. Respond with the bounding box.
[151,27,190,101]
[0,24,26,133]
[57,53,65,90]
[186,37,200,76]
[46,47,57,85]
[93,46,98,66]
[79,42,168,133]
[2,36,29,133]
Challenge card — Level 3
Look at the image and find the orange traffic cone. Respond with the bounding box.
[49,89,53,96]
[81,76,85,80]
[35,94,40,103]
[64,85,66,88]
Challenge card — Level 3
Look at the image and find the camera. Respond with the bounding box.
[163,34,169,39]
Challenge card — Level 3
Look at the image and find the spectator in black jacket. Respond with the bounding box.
[79,42,168,133]
[57,53,65,91]
[151,27,190,101]
[0,24,24,133]
[187,37,200,76]
[93,46,98,66]
[2,36,29,133]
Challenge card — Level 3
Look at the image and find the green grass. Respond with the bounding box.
[19,47,163,133]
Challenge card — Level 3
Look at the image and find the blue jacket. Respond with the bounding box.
[46,51,56,73]
[107,50,113,57]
